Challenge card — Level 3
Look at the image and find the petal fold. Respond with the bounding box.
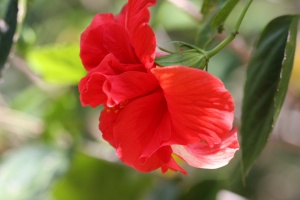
[78,73,107,107]
[126,0,156,68]
[102,24,139,64]
[78,54,120,107]
[80,14,114,71]
[133,25,156,69]
[103,71,159,107]
[99,108,118,148]
[172,129,239,169]
[100,92,176,172]
[126,0,156,32]
[151,66,234,146]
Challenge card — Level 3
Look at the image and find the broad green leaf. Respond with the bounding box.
[0,0,18,76]
[196,0,227,48]
[241,15,299,175]
[0,144,69,200]
[211,0,239,28]
[27,44,86,85]
[155,50,206,69]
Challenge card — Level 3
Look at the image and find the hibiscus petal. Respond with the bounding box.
[103,24,139,64]
[103,71,158,107]
[132,25,156,69]
[125,0,156,68]
[78,54,121,107]
[89,13,115,28]
[126,0,156,31]
[157,146,187,174]
[80,14,114,71]
[151,66,234,146]
[161,155,187,174]
[78,73,107,108]
[99,108,118,148]
[92,53,144,75]
[115,5,127,25]
[172,129,239,169]
[93,53,121,75]
[139,109,172,161]
[102,92,179,172]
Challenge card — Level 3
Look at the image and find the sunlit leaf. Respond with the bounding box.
[0,144,69,200]
[27,44,86,85]
[241,15,299,175]
[0,0,18,76]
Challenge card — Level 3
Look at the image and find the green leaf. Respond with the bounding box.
[241,15,299,175]
[155,50,206,69]
[27,44,86,85]
[211,0,239,28]
[0,144,69,200]
[0,0,18,76]
[196,0,227,48]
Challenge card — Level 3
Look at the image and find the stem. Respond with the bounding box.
[206,0,253,58]
[206,31,237,58]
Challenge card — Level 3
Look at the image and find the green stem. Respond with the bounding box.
[206,0,253,58]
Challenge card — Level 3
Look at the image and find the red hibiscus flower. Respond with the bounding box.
[80,0,156,71]
[79,0,239,174]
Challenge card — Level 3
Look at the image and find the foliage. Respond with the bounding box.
[241,15,299,175]
[27,45,86,85]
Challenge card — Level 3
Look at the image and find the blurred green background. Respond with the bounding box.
[0,0,300,199]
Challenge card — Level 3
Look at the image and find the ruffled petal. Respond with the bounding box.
[93,53,144,75]
[115,5,127,25]
[172,129,239,169]
[80,14,114,71]
[94,53,122,75]
[103,71,158,107]
[99,108,118,148]
[126,0,156,68]
[88,13,115,28]
[132,25,156,69]
[113,91,167,160]
[126,0,156,32]
[78,54,121,107]
[101,91,181,172]
[151,66,234,146]
[103,24,139,64]
[78,73,107,107]
[80,1,157,71]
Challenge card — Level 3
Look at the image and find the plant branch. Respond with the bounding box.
[206,0,253,58]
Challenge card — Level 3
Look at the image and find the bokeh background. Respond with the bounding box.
[0,0,300,199]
